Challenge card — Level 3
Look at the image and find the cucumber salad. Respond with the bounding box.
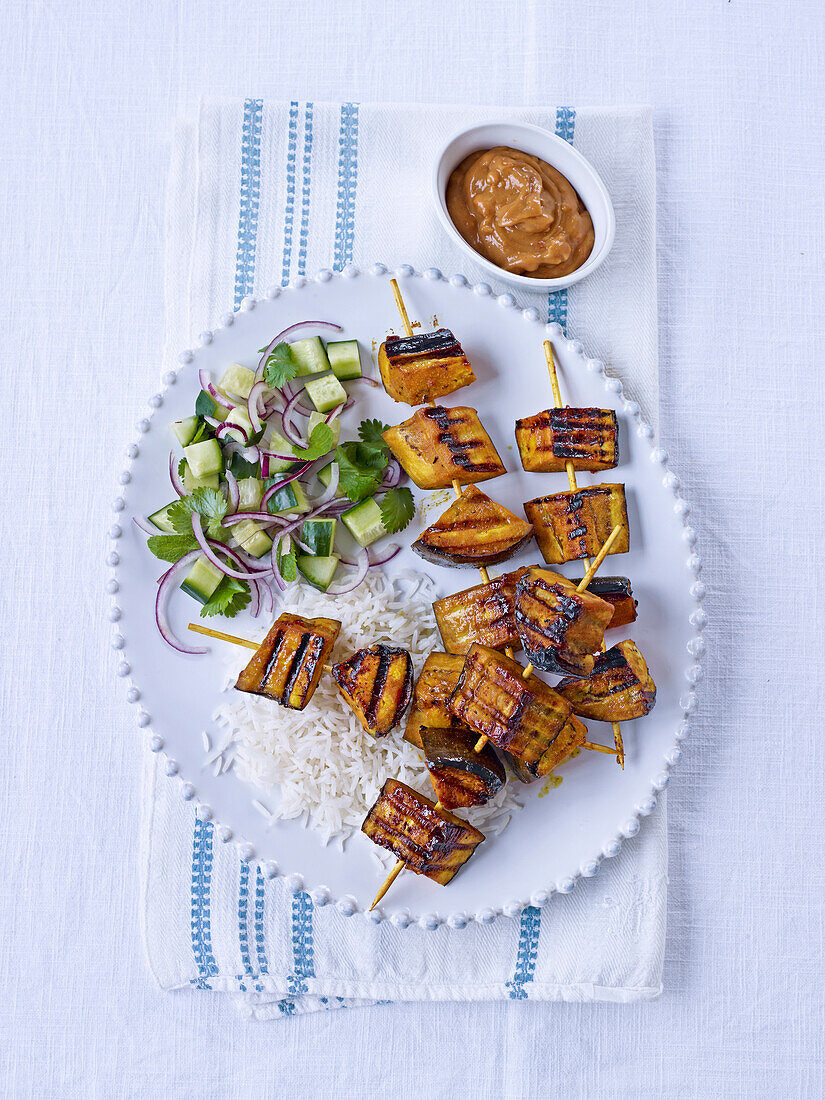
[134,321,415,653]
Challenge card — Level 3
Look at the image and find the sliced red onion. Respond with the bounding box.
[324,402,346,423]
[282,389,308,447]
[259,448,303,463]
[260,462,314,507]
[223,510,292,526]
[155,550,209,654]
[368,543,401,566]
[191,514,274,580]
[216,420,249,444]
[199,371,235,409]
[256,320,343,380]
[326,548,369,595]
[133,515,157,536]
[261,579,275,614]
[169,451,185,497]
[349,375,379,388]
[380,457,401,488]
[247,577,261,618]
[247,380,267,435]
[224,469,240,512]
[315,462,340,504]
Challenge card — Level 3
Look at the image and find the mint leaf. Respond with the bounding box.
[380,487,415,534]
[357,418,390,451]
[146,533,199,563]
[295,422,334,462]
[227,450,260,479]
[201,574,251,618]
[335,442,384,502]
[262,342,298,389]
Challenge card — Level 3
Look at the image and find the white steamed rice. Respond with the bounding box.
[211,569,523,847]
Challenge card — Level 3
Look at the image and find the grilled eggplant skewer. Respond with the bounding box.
[412,486,533,568]
[379,329,476,405]
[557,639,656,722]
[332,644,414,737]
[514,568,615,677]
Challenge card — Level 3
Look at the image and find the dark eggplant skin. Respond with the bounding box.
[514,568,614,677]
[577,575,637,629]
[420,725,505,809]
[556,639,656,722]
[412,486,534,569]
[361,778,485,885]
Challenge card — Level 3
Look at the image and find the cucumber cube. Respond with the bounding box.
[237,477,264,511]
[183,465,220,493]
[316,462,334,489]
[171,415,199,448]
[290,336,331,376]
[266,481,310,516]
[326,340,363,380]
[297,554,340,591]
[301,517,337,557]
[223,404,255,443]
[304,374,348,414]
[147,501,180,533]
[180,555,224,604]
[183,437,224,480]
[342,497,386,547]
[231,519,273,558]
[220,363,257,399]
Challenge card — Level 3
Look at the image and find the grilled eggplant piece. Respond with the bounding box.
[404,652,466,748]
[557,639,656,721]
[332,644,414,737]
[235,613,341,710]
[432,567,532,654]
[502,713,588,781]
[378,329,476,405]
[514,568,615,677]
[420,726,505,809]
[516,407,618,473]
[382,406,506,489]
[447,644,583,775]
[361,778,485,885]
[577,575,637,629]
[524,483,629,564]
[412,486,533,568]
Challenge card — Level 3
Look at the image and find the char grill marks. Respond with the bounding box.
[378,328,476,405]
[420,725,505,809]
[514,568,615,677]
[332,644,414,737]
[235,613,341,710]
[557,639,657,722]
[361,778,485,885]
[516,406,618,473]
[382,405,506,490]
[404,652,466,748]
[447,643,586,775]
[523,483,629,564]
[412,485,534,568]
[432,567,532,654]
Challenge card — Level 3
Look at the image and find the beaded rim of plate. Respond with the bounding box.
[106,263,705,931]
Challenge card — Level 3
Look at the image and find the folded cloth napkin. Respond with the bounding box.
[142,100,666,1018]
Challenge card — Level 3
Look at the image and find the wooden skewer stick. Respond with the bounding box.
[540,341,624,768]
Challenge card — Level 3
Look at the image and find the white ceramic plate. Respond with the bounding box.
[109,265,704,929]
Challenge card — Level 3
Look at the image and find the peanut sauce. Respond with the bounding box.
[446,146,594,279]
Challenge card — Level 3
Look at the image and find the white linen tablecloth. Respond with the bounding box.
[1,0,824,1095]
[143,99,666,1018]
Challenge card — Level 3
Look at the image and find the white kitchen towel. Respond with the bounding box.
[142,100,666,1019]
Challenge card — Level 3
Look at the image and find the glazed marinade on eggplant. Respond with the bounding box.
[514,567,615,677]
[378,328,476,405]
[515,406,618,473]
[382,405,506,489]
[556,639,657,722]
[361,778,485,885]
[432,566,532,654]
[524,483,629,564]
[420,725,505,809]
[412,486,534,568]
[235,613,341,710]
[332,644,414,737]
[574,575,637,629]
[447,643,587,775]
[404,651,466,748]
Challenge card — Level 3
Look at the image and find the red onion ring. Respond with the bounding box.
[133,515,157,535]
[224,469,240,512]
[169,451,185,497]
[198,371,235,409]
[259,462,314,508]
[247,380,267,435]
[368,543,401,566]
[191,514,274,579]
[349,375,379,388]
[255,320,343,381]
[380,457,401,488]
[216,420,249,444]
[282,389,308,447]
[326,548,369,595]
[155,550,209,654]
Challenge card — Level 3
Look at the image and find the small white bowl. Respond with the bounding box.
[432,120,615,292]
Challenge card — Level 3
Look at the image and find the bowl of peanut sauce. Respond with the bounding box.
[433,121,615,291]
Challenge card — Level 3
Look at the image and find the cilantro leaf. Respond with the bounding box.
[277,538,298,583]
[146,533,199,563]
[358,418,390,451]
[177,457,186,478]
[294,422,334,462]
[167,487,228,540]
[200,574,251,618]
[380,487,415,534]
[335,442,384,502]
[262,342,299,389]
